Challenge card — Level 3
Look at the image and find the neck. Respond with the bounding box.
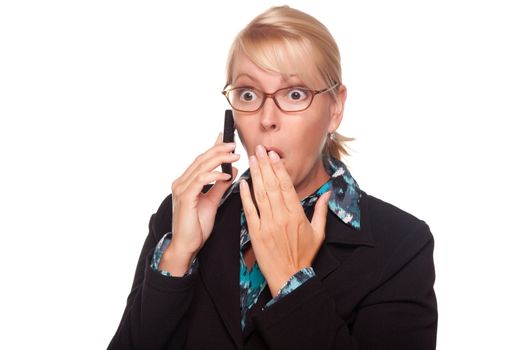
[294,157,331,201]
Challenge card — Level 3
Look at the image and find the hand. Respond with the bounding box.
[239,145,331,296]
[160,133,240,276]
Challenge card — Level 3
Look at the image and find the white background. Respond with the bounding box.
[1,1,524,349]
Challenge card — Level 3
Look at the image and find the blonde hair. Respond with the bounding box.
[224,5,354,160]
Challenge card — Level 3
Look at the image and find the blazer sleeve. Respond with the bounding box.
[251,221,438,350]
[107,194,197,350]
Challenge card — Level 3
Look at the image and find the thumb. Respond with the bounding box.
[310,191,331,236]
[205,166,239,206]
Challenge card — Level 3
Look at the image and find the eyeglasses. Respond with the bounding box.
[221,83,340,113]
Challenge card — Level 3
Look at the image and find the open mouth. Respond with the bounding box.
[263,145,284,159]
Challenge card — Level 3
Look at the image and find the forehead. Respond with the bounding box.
[231,49,323,88]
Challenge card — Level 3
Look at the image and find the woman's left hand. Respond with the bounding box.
[239,145,331,297]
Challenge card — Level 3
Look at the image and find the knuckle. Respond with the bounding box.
[194,162,205,175]
[274,214,287,227]
[227,152,240,160]
[265,179,279,191]
[196,173,208,182]
[172,188,182,198]
[171,185,182,198]
[220,143,235,151]
[260,232,274,245]
[255,189,268,201]
[279,180,294,192]
[194,153,204,163]
[220,153,232,163]
[244,205,256,217]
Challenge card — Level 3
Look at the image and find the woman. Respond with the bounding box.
[108,5,437,349]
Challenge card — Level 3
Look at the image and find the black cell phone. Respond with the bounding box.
[221,109,236,176]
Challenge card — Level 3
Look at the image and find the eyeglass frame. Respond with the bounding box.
[221,82,340,113]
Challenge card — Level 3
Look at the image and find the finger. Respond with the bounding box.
[204,166,239,207]
[175,148,239,195]
[255,145,285,218]
[177,142,236,185]
[179,149,239,184]
[248,154,273,221]
[268,150,301,214]
[215,131,223,144]
[239,178,260,233]
[174,131,232,186]
[180,171,234,204]
[310,191,331,237]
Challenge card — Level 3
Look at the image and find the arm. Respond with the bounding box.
[150,232,199,277]
[107,195,197,350]
[107,135,239,349]
[252,222,438,350]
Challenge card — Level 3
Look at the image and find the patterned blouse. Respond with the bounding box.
[151,155,361,331]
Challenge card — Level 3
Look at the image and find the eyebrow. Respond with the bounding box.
[233,73,300,85]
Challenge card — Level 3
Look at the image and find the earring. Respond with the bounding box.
[329,132,336,141]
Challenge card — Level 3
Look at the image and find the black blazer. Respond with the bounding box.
[108,187,437,349]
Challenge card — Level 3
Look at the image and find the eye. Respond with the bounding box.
[239,88,258,102]
[287,88,309,101]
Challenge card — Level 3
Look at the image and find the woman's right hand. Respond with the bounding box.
[159,132,240,276]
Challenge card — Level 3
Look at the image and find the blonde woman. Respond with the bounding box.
[108,5,437,349]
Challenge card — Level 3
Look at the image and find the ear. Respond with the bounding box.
[328,84,347,132]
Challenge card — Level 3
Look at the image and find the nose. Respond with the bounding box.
[259,96,280,131]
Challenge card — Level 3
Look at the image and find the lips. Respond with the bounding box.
[263,145,284,159]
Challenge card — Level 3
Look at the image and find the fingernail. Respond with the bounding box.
[269,150,279,161]
[256,145,265,157]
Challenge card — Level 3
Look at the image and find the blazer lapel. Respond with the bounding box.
[243,190,375,339]
[313,190,375,280]
[198,194,243,350]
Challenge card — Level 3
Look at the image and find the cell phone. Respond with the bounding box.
[221,109,236,176]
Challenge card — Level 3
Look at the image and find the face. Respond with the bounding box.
[230,50,347,199]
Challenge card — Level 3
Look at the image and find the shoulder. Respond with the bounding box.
[363,190,431,233]
[360,189,434,260]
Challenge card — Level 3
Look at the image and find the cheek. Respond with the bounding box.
[291,118,329,153]
[233,119,255,154]
[285,120,329,173]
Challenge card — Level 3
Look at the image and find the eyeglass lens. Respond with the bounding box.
[227,87,313,112]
